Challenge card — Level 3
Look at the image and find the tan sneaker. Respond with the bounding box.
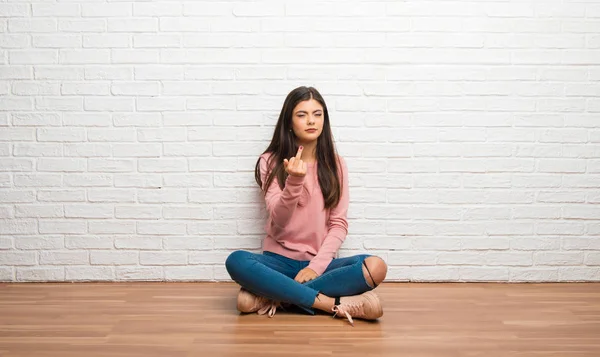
[237,288,280,317]
[332,291,383,326]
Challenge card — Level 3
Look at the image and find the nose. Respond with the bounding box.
[307,115,315,124]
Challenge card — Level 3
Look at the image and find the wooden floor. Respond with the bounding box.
[0,283,599,357]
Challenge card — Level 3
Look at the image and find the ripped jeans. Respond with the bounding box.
[225,250,375,314]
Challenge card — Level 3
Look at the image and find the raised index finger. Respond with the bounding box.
[295,145,303,159]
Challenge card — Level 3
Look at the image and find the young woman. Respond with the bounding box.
[225,86,388,326]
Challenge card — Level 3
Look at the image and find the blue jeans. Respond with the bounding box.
[225,250,374,314]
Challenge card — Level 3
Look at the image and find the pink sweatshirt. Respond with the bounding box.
[258,153,349,275]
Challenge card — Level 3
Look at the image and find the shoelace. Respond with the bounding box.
[257,301,280,318]
[332,301,364,327]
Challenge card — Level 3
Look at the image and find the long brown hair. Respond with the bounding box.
[254,86,342,209]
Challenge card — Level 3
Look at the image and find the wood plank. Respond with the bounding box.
[0,282,599,356]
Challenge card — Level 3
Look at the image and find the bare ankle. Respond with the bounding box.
[311,293,335,313]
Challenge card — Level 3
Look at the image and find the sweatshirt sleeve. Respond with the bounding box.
[259,155,305,231]
[307,156,349,275]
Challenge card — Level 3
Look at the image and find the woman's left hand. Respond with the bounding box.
[294,267,318,283]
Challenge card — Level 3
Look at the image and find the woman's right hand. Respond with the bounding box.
[283,146,307,177]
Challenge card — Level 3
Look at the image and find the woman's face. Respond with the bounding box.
[291,99,324,144]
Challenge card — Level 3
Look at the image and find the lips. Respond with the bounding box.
[305,129,317,133]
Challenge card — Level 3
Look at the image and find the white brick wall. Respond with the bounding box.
[1,0,599,282]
